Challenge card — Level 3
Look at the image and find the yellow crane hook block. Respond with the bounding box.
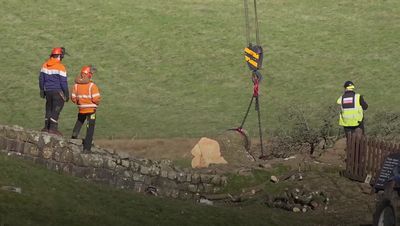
[244,45,263,71]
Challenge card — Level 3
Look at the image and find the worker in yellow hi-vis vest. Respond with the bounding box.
[337,81,368,138]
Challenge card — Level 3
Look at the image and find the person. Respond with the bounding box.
[39,47,69,135]
[337,81,368,138]
[71,65,101,153]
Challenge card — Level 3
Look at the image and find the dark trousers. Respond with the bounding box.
[344,121,365,140]
[72,113,96,152]
[44,91,65,130]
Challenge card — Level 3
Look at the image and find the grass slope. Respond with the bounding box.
[0,154,354,226]
[0,0,399,138]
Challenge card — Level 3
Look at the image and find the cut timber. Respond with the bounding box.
[191,137,227,168]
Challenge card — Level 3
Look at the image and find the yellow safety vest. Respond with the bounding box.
[337,93,363,127]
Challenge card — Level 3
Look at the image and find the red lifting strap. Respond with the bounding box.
[252,76,260,97]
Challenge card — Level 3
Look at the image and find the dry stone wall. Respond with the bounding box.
[0,125,227,199]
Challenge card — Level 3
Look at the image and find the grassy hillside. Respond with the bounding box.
[0,0,399,138]
[0,154,363,226]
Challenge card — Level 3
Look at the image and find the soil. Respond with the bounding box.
[95,137,375,224]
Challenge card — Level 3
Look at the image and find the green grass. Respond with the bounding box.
[0,153,365,226]
[0,0,399,138]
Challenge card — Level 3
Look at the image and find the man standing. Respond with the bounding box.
[39,47,69,135]
[71,65,101,153]
[337,81,368,138]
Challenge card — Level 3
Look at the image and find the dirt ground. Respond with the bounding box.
[95,137,377,224]
[96,136,348,167]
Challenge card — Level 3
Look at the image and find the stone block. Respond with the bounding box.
[69,139,83,146]
[103,156,117,170]
[213,187,222,193]
[203,183,214,193]
[167,170,177,180]
[71,166,92,178]
[81,154,104,168]
[72,150,83,166]
[53,148,62,162]
[130,161,140,172]
[177,182,189,191]
[115,177,135,189]
[192,174,200,184]
[121,159,130,168]
[6,139,17,151]
[15,141,25,153]
[154,178,178,190]
[123,170,132,178]
[61,163,73,174]
[140,166,150,175]
[221,176,228,186]
[5,128,19,139]
[60,149,74,163]
[41,133,53,145]
[94,168,114,180]
[132,173,145,182]
[177,172,187,183]
[0,136,7,150]
[188,184,198,193]
[143,176,152,185]
[160,170,168,178]
[0,126,5,136]
[42,146,53,159]
[197,184,205,193]
[200,174,212,183]
[210,175,221,185]
[27,132,41,144]
[186,173,192,182]
[149,165,161,176]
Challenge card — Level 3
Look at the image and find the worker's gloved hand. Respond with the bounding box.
[40,90,45,99]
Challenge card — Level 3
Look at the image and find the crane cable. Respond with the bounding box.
[233,0,266,159]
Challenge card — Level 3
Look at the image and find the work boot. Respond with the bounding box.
[49,121,63,136]
[41,119,49,132]
[49,130,63,136]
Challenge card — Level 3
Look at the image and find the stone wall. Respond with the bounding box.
[0,125,227,199]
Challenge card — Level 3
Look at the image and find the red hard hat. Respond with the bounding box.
[80,65,95,79]
[51,47,64,55]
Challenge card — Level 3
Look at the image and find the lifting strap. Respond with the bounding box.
[234,0,267,159]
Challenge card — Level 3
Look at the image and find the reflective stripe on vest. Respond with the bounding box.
[74,83,98,109]
[339,93,363,127]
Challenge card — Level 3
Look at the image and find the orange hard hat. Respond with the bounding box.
[80,65,96,79]
[50,47,66,58]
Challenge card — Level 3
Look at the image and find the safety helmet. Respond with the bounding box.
[50,47,66,59]
[343,81,355,90]
[80,65,96,79]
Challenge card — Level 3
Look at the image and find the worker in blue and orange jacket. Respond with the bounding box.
[71,65,101,153]
[39,47,69,135]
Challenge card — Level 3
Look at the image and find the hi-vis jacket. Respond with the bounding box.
[337,91,368,127]
[71,76,101,114]
[39,58,68,96]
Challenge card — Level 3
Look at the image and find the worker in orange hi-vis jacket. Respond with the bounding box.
[71,65,101,153]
